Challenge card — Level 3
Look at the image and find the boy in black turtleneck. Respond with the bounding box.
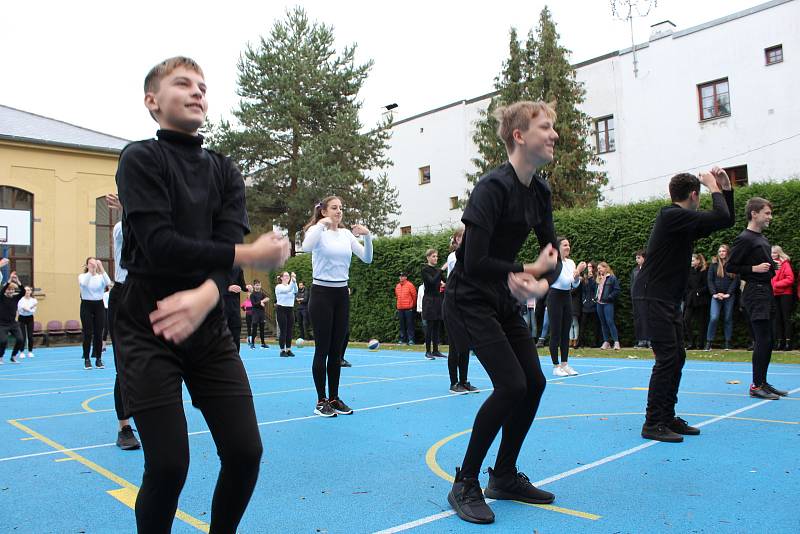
[726,197,787,400]
[115,57,290,534]
[633,168,734,443]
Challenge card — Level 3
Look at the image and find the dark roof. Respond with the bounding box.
[0,104,130,154]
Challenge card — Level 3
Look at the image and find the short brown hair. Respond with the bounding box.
[144,56,204,94]
[745,197,772,221]
[493,101,557,151]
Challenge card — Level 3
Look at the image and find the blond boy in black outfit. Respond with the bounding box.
[115,57,290,533]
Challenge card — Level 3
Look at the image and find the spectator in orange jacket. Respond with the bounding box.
[395,272,417,345]
[771,245,795,351]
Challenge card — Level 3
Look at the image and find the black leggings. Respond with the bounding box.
[245,315,253,340]
[579,310,600,347]
[774,294,794,342]
[252,311,266,345]
[547,289,572,364]
[448,350,470,385]
[309,285,349,401]
[461,337,546,479]
[425,319,442,353]
[107,283,128,421]
[80,299,105,359]
[0,323,24,357]
[18,315,34,351]
[683,304,709,346]
[751,319,773,386]
[276,305,294,349]
[133,397,262,534]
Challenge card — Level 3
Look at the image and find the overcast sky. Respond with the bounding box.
[2,0,765,141]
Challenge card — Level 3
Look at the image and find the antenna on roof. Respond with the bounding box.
[611,0,658,78]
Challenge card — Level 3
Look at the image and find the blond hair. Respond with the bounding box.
[692,253,708,271]
[597,261,614,279]
[493,101,557,152]
[772,245,790,262]
[144,56,204,94]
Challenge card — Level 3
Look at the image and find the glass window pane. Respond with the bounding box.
[607,117,614,130]
[598,136,607,153]
[700,85,713,98]
[702,96,715,109]
[717,81,728,94]
[608,130,615,151]
[96,226,111,259]
[717,95,731,115]
[702,106,714,120]
[13,259,32,287]
[96,197,110,224]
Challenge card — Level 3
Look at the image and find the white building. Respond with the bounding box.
[382,0,800,236]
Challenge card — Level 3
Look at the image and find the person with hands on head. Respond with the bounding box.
[443,101,562,525]
[16,284,38,359]
[0,272,26,364]
[275,271,298,357]
[114,56,291,534]
[726,197,787,399]
[302,196,373,418]
[634,166,735,443]
[79,257,112,369]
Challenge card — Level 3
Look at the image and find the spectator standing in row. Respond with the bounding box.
[422,248,446,359]
[683,253,709,350]
[579,262,600,348]
[395,272,417,345]
[770,245,794,351]
[596,262,621,350]
[630,250,649,348]
[705,244,738,350]
[295,281,311,340]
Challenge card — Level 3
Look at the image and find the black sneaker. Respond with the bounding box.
[433,351,447,358]
[279,350,289,357]
[762,383,788,397]
[261,344,269,349]
[641,423,684,443]
[703,341,712,351]
[749,384,779,400]
[448,468,494,524]
[84,358,92,370]
[425,352,435,360]
[10,355,20,364]
[484,467,555,505]
[314,399,337,417]
[329,397,353,415]
[668,417,700,436]
[340,359,352,368]
[461,381,480,393]
[116,425,141,450]
[286,350,295,357]
[449,383,467,394]
[535,339,545,348]
[95,359,105,369]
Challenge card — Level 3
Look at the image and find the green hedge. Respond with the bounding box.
[282,180,800,346]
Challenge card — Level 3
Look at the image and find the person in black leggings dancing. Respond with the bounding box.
[443,100,561,524]
[78,257,111,370]
[274,271,298,357]
[301,196,373,418]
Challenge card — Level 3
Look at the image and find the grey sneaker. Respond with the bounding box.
[329,397,353,415]
[449,383,467,394]
[461,381,480,393]
[314,399,338,417]
[116,425,141,450]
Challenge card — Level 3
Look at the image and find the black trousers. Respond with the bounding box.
[774,294,794,343]
[251,309,266,345]
[133,397,262,534]
[295,307,310,339]
[0,322,24,357]
[535,300,547,340]
[309,285,349,401]
[224,297,242,353]
[547,289,571,364]
[18,315,34,351]
[643,299,686,426]
[276,305,294,349]
[80,299,105,360]
[578,309,600,348]
[107,282,128,421]
[425,319,442,353]
[751,319,774,385]
[632,298,649,342]
[448,349,470,385]
[683,304,709,347]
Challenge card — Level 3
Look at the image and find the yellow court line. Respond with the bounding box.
[425,429,601,521]
[81,391,114,413]
[55,457,75,462]
[6,419,210,532]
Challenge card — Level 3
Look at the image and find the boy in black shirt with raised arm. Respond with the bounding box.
[634,168,734,443]
[115,57,290,534]
[726,197,787,400]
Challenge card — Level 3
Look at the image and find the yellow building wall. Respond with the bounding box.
[0,139,119,326]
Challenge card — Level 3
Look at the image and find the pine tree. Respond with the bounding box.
[209,7,399,253]
[466,8,607,208]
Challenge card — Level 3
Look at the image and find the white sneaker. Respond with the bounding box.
[27,352,34,358]
[0,358,4,365]
[18,353,25,359]
[563,364,578,376]
[553,365,568,377]
[613,341,621,350]
[601,342,611,350]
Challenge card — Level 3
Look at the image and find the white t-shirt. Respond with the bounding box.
[78,272,112,301]
[275,280,298,307]
[445,251,457,279]
[416,284,425,313]
[302,224,373,287]
[18,296,38,316]
[551,258,580,291]
[113,221,128,283]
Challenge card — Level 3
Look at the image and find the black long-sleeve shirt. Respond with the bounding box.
[115,129,249,299]
[633,189,735,303]
[421,264,444,296]
[726,229,775,283]
[0,283,24,325]
[223,267,248,303]
[459,162,561,284]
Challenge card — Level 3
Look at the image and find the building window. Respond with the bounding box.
[400,226,412,235]
[723,165,748,188]
[418,166,431,185]
[594,116,615,154]
[95,196,120,280]
[765,45,783,65]
[449,196,459,210]
[698,78,731,121]
[0,186,34,287]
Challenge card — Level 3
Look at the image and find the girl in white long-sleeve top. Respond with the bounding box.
[275,271,298,357]
[17,286,38,358]
[301,196,373,417]
[78,257,112,369]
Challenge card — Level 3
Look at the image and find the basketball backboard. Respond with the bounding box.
[0,209,32,246]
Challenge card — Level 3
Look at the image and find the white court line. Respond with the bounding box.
[374,385,800,533]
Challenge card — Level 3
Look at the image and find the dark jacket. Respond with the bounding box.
[685,267,709,308]
[421,264,444,321]
[0,282,24,325]
[707,262,739,295]
[596,275,621,304]
[582,278,598,313]
[570,279,583,317]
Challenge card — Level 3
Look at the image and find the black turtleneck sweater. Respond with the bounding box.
[115,129,249,298]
